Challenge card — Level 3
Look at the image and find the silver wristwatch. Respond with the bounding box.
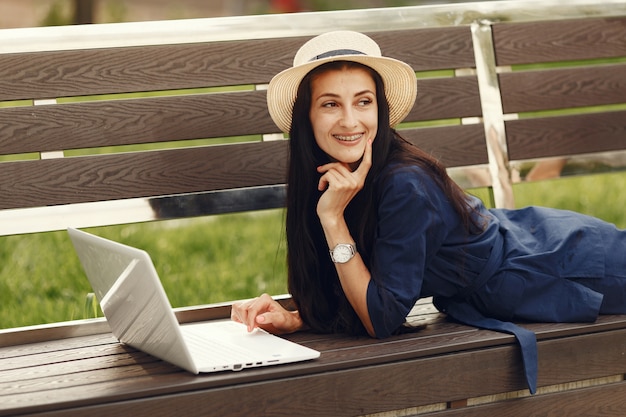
[329,243,357,264]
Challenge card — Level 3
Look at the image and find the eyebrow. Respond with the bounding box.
[314,89,375,101]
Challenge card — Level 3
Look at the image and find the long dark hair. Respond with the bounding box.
[285,61,480,335]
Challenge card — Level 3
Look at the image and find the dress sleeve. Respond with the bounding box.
[366,167,447,338]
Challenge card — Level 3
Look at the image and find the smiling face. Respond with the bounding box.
[309,65,378,169]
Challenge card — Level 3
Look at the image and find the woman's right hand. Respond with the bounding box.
[316,139,372,227]
[230,293,304,335]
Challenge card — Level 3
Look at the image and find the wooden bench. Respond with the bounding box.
[1,1,626,415]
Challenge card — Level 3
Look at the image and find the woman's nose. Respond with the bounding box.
[340,108,357,128]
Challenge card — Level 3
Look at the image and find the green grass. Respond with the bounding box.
[0,210,288,329]
[514,172,626,225]
[1,172,625,330]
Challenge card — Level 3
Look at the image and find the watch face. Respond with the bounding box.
[333,244,354,263]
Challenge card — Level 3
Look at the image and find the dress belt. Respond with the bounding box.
[433,232,538,394]
[458,231,504,300]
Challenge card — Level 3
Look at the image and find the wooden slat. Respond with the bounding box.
[0,141,288,210]
[499,64,626,114]
[493,17,626,66]
[505,111,626,161]
[402,124,488,167]
[0,351,166,390]
[370,27,475,72]
[0,332,517,415]
[408,75,481,122]
[0,346,524,417]
[0,334,115,359]
[2,298,626,416]
[0,91,274,155]
[0,27,474,102]
[0,320,111,349]
[0,38,299,101]
[421,381,626,416]
[3,325,626,417]
[0,77,479,156]
[0,123,485,211]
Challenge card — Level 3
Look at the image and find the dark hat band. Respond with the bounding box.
[311,49,365,61]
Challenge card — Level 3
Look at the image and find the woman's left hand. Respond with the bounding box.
[316,139,372,223]
[231,293,304,334]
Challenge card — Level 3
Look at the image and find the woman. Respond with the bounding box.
[231,31,626,393]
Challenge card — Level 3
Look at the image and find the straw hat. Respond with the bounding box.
[267,31,418,134]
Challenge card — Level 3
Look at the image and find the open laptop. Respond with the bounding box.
[67,227,320,374]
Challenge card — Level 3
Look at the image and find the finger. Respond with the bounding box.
[317,167,341,190]
[230,307,242,323]
[230,302,246,324]
[233,298,258,332]
[234,307,254,331]
[318,172,329,191]
[354,139,373,178]
[256,313,269,325]
[255,309,292,335]
[244,301,263,332]
[243,294,276,332]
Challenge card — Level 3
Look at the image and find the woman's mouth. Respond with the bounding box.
[333,133,363,142]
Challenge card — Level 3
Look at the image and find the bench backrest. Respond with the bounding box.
[1,0,625,237]
[493,16,626,165]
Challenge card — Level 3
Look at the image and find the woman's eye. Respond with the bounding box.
[322,102,337,108]
[358,98,372,106]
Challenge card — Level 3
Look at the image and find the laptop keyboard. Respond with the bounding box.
[181,325,257,366]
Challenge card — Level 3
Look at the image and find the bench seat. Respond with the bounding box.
[2,298,626,417]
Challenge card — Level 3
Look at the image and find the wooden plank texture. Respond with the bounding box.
[370,27,475,72]
[0,91,274,155]
[493,17,626,66]
[0,38,299,101]
[408,75,481,122]
[402,124,488,167]
[0,77,479,156]
[0,141,288,209]
[0,28,473,102]
[2,320,626,417]
[499,64,626,114]
[420,381,626,416]
[505,111,626,160]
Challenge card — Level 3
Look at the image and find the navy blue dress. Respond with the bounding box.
[365,165,626,393]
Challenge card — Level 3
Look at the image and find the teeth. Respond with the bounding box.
[334,133,362,141]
